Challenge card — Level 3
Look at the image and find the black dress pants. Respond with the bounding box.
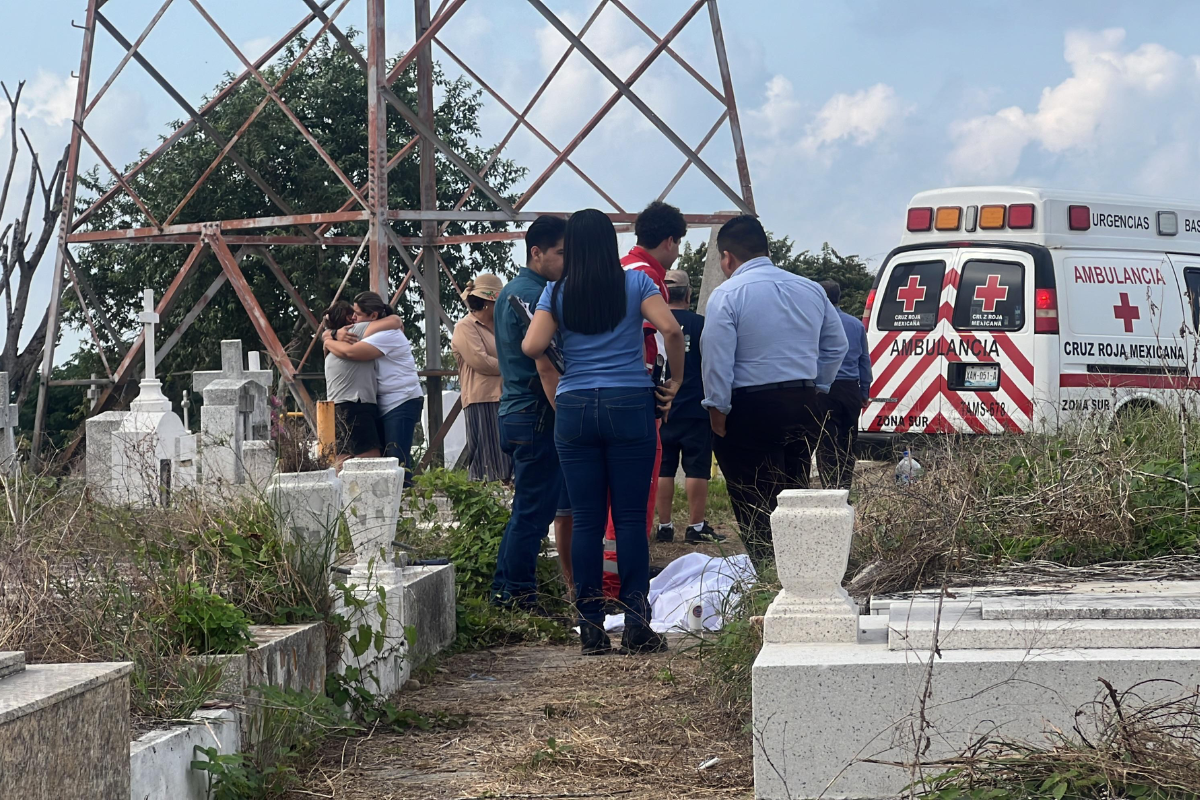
[815,379,862,490]
[712,386,822,571]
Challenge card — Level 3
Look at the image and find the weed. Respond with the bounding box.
[529,736,575,768]
[166,583,255,655]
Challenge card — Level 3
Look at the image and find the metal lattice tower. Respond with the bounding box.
[35,0,755,465]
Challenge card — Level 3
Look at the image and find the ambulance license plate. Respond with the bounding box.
[963,364,1000,389]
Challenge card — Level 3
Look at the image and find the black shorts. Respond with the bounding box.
[335,401,381,456]
[659,417,713,480]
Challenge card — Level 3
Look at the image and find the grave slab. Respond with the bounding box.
[888,600,1200,650]
[0,660,133,798]
[401,564,457,665]
[981,593,1200,619]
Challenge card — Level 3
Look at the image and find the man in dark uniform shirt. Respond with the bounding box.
[655,270,726,544]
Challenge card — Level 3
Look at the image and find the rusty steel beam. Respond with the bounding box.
[443,0,608,221]
[384,0,467,85]
[187,0,368,210]
[314,136,420,238]
[206,228,315,422]
[67,210,369,243]
[66,251,127,355]
[433,38,625,212]
[417,395,462,473]
[94,12,322,241]
[515,0,707,211]
[77,240,211,423]
[254,247,320,332]
[708,0,754,213]
[609,0,725,104]
[63,259,113,378]
[32,0,100,467]
[85,0,174,119]
[73,0,337,232]
[367,0,388,294]
[523,0,751,215]
[657,110,727,202]
[303,3,517,217]
[164,0,355,229]
[75,122,161,230]
[155,254,245,367]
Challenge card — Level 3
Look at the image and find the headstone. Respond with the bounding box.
[194,340,272,486]
[110,290,195,506]
[241,440,276,489]
[341,458,403,577]
[762,490,859,644]
[696,212,735,315]
[267,468,342,565]
[85,411,127,502]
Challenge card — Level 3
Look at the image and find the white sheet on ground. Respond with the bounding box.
[603,552,757,633]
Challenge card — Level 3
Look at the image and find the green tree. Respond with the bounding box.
[676,235,875,317]
[72,32,525,401]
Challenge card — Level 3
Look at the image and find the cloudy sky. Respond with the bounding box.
[8,0,1200,357]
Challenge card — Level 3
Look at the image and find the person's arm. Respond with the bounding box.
[363,315,402,336]
[641,293,684,419]
[535,356,560,411]
[700,291,736,434]
[522,309,558,359]
[857,323,872,406]
[458,323,500,375]
[815,297,849,393]
[324,339,384,361]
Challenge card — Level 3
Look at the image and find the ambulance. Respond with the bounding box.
[860,186,1200,437]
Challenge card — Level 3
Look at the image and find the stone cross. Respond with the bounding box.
[140,288,158,381]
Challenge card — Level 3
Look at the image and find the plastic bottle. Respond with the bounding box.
[895,449,923,485]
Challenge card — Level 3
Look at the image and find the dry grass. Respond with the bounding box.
[294,643,754,800]
[848,415,1200,599]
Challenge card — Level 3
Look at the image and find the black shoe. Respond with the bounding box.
[656,523,675,543]
[620,626,667,654]
[685,522,727,544]
[580,623,613,656]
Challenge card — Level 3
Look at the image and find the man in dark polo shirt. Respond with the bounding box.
[655,270,726,544]
[490,215,571,611]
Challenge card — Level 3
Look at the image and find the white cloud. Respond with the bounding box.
[748,76,908,161]
[947,28,1188,180]
[801,83,908,150]
[241,36,276,62]
[19,71,77,128]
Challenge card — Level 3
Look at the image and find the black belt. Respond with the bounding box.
[732,379,815,397]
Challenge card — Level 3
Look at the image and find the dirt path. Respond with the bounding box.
[297,641,754,799]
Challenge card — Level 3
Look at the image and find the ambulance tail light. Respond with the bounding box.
[1035,288,1058,334]
[863,288,877,327]
[1008,203,1035,229]
[906,207,933,232]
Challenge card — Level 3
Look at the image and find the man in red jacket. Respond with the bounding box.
[603,201,688,598]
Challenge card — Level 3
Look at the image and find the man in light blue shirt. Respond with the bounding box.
[699,216,848,569]
[815,279,872,490]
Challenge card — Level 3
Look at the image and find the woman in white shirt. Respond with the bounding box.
[322,292,424,485]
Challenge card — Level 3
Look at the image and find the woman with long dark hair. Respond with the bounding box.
[523,209,684,655]
[323,291,424,483]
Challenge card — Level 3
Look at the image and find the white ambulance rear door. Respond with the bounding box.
[863,250,952,434]
[1059,250,1187,417]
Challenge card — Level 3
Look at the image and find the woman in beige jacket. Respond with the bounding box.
[451,274,513,482]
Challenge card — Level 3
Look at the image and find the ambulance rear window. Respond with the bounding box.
[952,260,1025,332]
[877,260,945,331]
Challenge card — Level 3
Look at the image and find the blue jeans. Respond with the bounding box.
[491,404,563,602]
[379,397,423,487]
[556,387,656,629]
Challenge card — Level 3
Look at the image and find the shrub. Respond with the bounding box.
[167,583,255,655]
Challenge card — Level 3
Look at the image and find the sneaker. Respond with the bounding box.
[580,622,613,656]
[685,522,727,544]
[656,523,675,543]
[620,626,667,655]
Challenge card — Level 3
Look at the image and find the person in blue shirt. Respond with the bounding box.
[489,215,573,613]
[814,280,873,490]
[523,209,685,656]
[700,215,848,570]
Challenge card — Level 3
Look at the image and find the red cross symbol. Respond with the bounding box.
[973,274,1008,313]
[1113,292,1140,333]
[896,276,926,313]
